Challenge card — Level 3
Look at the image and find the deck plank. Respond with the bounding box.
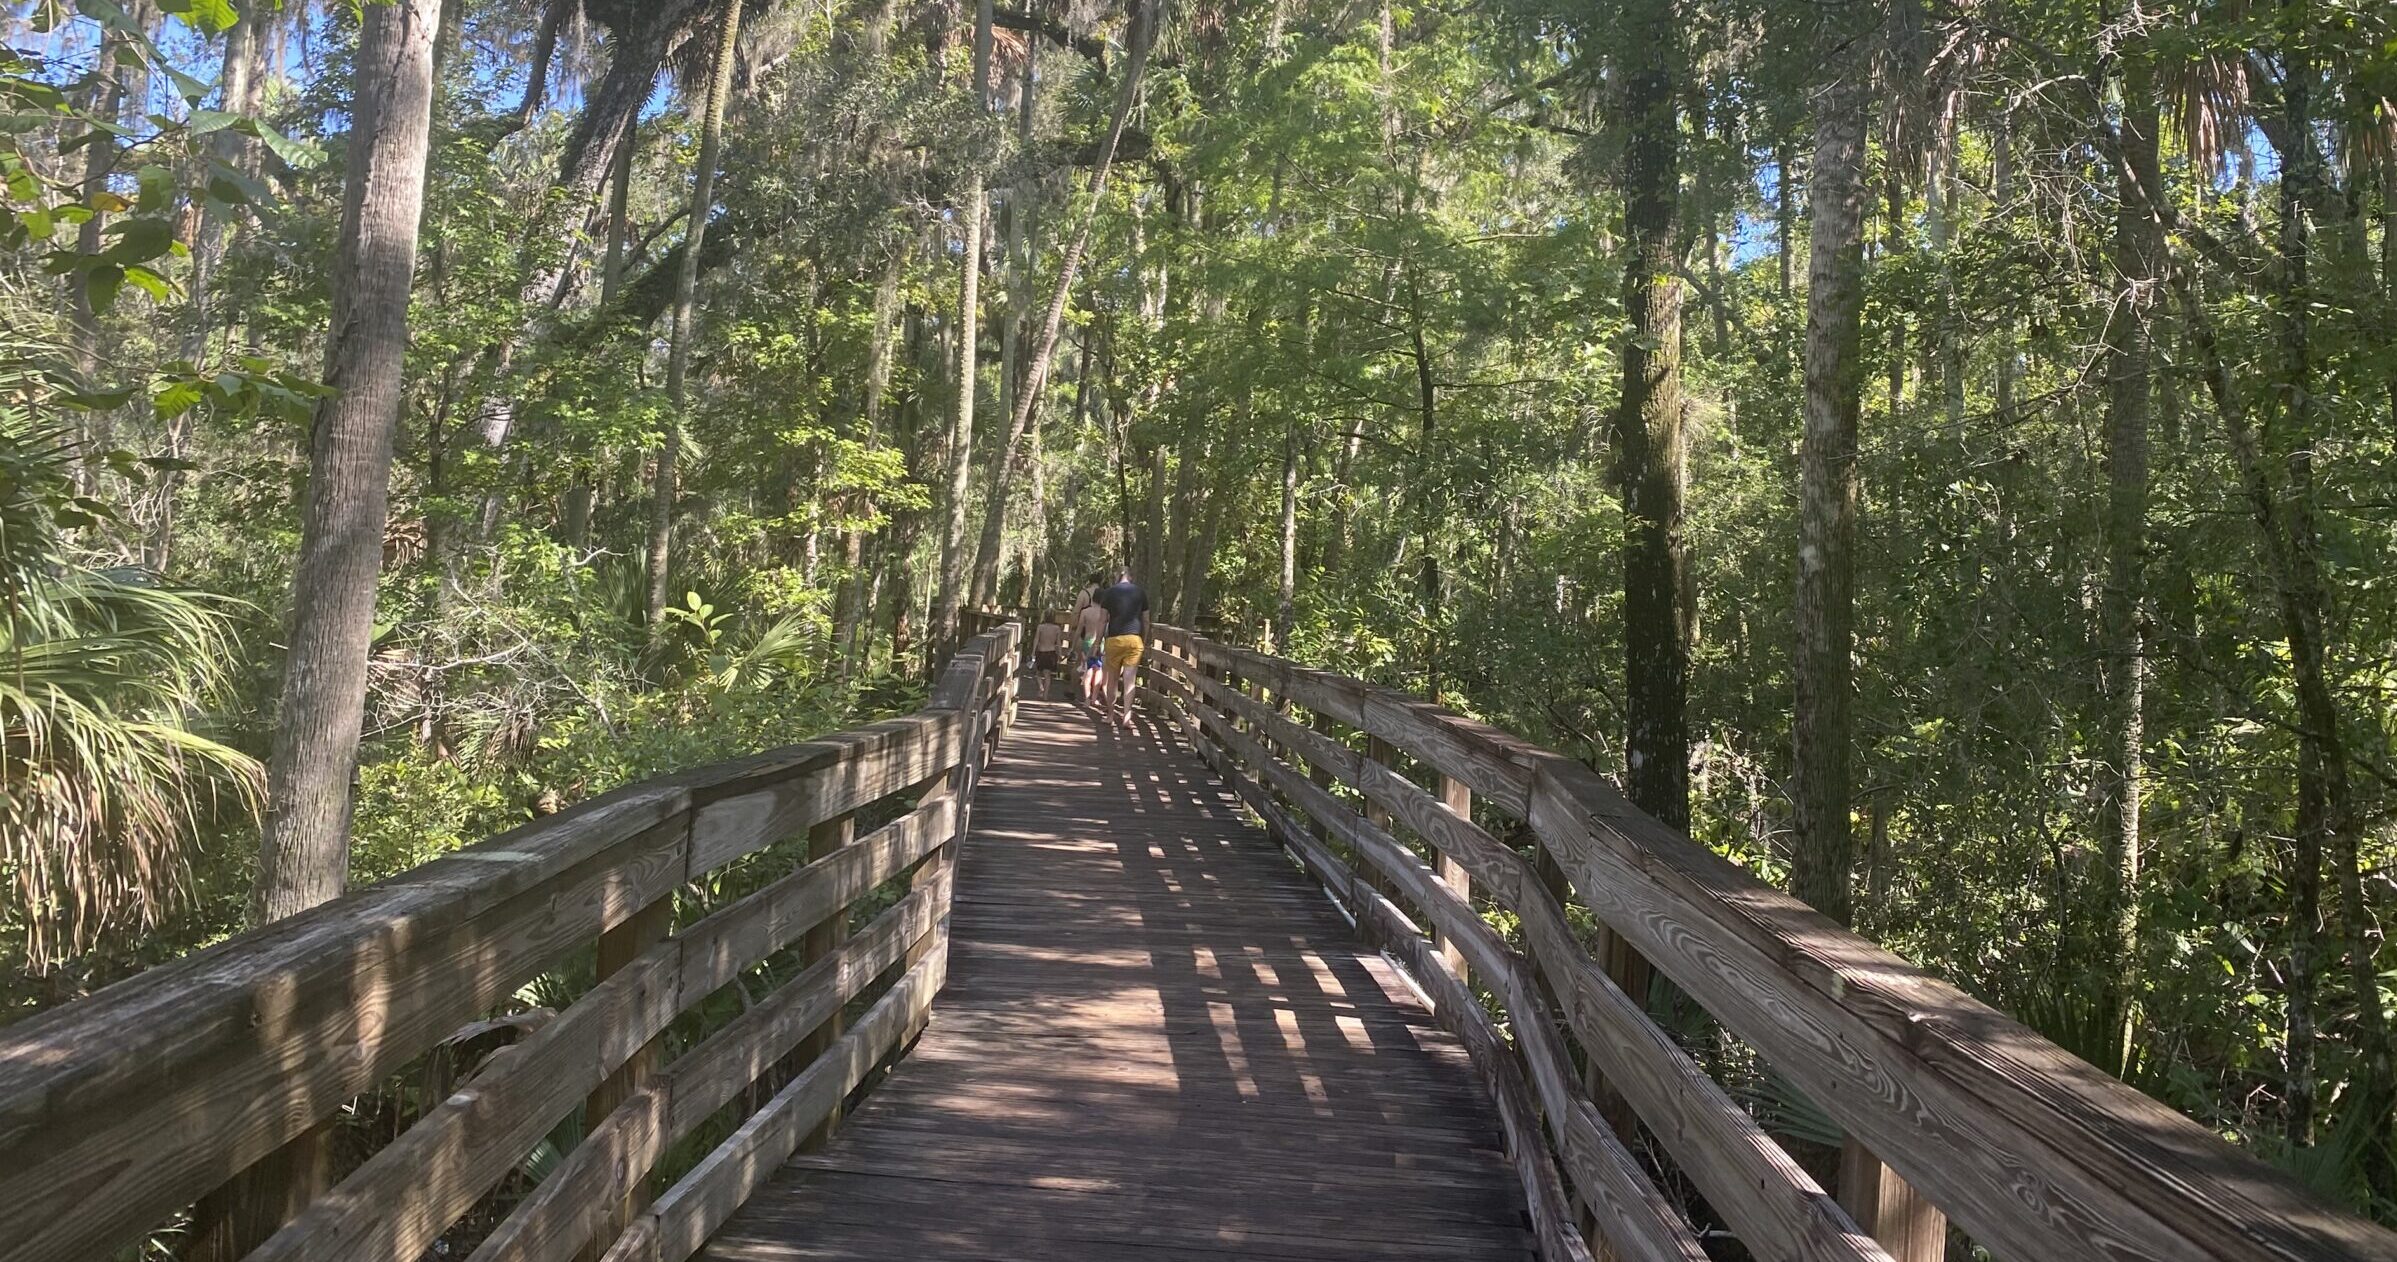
[699,693,1536,1262]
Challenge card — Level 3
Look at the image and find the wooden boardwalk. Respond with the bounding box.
[699,691,1538,1262]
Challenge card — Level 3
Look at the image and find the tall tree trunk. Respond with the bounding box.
[563,127,632,552]
[2096,43,2161,1064]
[1276,416,1298,652]
[932,0,994,650]
[645,0,745,627]
[1615,0,1690,829]
[1409,308,1442,698]
[66,11,138,485]
[1777,140,1796,300]
[1142,442,1166,587]
[1790,56,1870,924]
[1992,112,2018,423]
[838,248,905,670]
[1929,147,1964,428]
[601,117,635,305]
[155,2,262,569]
[255,0,442,921]
[1883,174,1904,419]
[2265,22,2392,1186]
[470,0,712,538]
[968,7,1153,607]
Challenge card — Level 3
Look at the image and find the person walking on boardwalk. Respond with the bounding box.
[1030,614,1070,699]
[1093,568,1149,729]
[1075,587,1108,707]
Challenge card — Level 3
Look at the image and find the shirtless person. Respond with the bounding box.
[1075,592,1108,707]
[1029,615,1069,698]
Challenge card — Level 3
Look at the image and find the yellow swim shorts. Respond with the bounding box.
[1103,633,1145,672]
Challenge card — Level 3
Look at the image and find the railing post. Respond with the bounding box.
[1532,841,1617,1251]
[1435,774,1472,982]
[797,809,857,1151]
[1309,711,1339,791]
[179,1124,337,1262]
[1360,735,1401,910]
[579,884,676,1261]
[1838,1139,1947,1262]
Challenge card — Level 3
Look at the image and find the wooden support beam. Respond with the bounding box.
[797,810,856,1151]
[579,890,675,1262]
[1436,774,1471,981]
[1839,1138,1947,1262]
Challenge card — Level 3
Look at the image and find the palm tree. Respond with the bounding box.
[0,372,260,972]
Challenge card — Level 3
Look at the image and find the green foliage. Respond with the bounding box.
[0,396,257,977]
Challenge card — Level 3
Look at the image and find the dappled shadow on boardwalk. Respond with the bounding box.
[701,692,1535,1262]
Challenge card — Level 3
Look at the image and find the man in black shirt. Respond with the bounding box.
[1093,570,1149,729]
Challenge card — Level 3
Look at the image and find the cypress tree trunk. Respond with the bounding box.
[256,0,443,922]
[1992,112,2018,424]
[154,1,261,569]
[66,9,139,485]
[2097,43,2161,1062]
[1615,0,1690,830]
[2261,19,2393,1188]
[645,0,746,627]
[837,248,904,670]
[1277,416,1297,652]
[931,0,993,651]
[968,3,1152,607]
[1776,140,1795,300]
[1791,57,1870,924]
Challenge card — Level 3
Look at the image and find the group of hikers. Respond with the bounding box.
[1025,569,1149,729]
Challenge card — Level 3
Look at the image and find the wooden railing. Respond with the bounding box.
[0,624,1021,1262]
[1140,622,2397,1262]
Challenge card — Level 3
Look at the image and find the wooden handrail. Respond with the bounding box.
[0,624,1022,1262]
[1141,622,2397,1262]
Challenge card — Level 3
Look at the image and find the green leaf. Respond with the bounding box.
[163,64,212,102]
[61,385,138,410]
[153,377,206,420]
[186,108,240,135]
[84,263,123,315]
[135,163,173,213]
[101,215,174,265]
[206,168,271,208]
[122,262,170,300]
[17,207,52,240]
[166,0,237,33]
[238,118,324,169]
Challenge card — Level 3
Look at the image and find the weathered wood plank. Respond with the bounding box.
[1167,672,1890,1262]
[1157,626,1532,810]
[1179,693,1718,1262]
[468,877,948,1262]
[1838,1136,1947,1262]
[1527,751,2397,1262]
[249,798,956,1262]
[682,713,967,876]
[617,946,950,1262]
[248,944,687,1262]
[798,810,858,1151]
[677,800,955,999]
[1437,775,1471,980]
[581,889,676,1261]
[1156,692,1610,1262]
[1165,623,2397,1262]
[0,788,689,1262]
[665,866,950,1138]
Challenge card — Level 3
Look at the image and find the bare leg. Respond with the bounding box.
[1115,662,1138,728]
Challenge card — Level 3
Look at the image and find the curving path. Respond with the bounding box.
[699,690,1537,1261]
